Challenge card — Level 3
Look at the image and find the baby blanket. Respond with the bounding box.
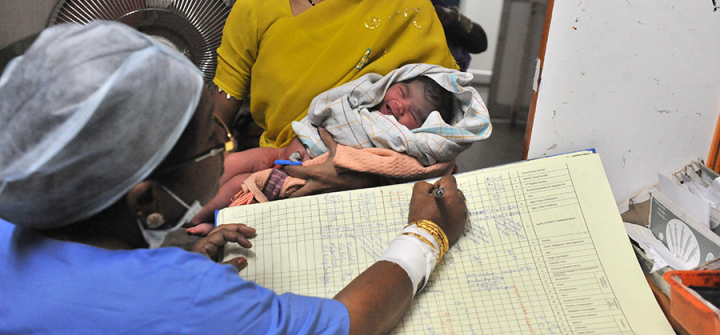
[292,63,492,166]
[228,144,456,207]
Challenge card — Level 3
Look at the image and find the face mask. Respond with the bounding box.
[136,184,202,249]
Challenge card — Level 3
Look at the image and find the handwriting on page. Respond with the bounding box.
[222,158,638,334]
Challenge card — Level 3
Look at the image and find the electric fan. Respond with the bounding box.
[47,0,233,83]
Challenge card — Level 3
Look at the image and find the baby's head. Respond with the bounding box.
[374,76,455,130]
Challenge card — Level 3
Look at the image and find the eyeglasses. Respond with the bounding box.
[154,114,234,174]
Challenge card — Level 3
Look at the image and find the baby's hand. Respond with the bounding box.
[273,137,310,169]
[280,138,310,161]
[186,173,252,236]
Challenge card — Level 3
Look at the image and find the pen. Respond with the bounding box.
[434,187,445,198]
[274,160,302,165]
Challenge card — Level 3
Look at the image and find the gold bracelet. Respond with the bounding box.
[407,220,449,262]
[401,232,438,252]
[413,220,449,255]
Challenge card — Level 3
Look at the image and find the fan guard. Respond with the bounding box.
[47,0,232,83]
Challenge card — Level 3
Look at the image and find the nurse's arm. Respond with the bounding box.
[334,175,468,335]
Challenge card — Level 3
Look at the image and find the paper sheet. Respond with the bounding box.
[657,173,710,228]
[624,222,691,271]
[221,152,673,334]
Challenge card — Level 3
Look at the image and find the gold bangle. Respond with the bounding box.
[407,220,449,262]
[413,220,449,255]
[401,232,438,251]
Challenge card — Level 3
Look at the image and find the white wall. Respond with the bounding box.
[460,0,504,81]
[527,0,720,202]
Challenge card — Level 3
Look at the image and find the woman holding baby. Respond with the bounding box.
[212,0,458,148]
[186,0,492,235]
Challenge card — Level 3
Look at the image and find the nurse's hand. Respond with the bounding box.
[192,224,256,271]
[333,176,467,335]
[408,175,468,244]
[284,128,381,197]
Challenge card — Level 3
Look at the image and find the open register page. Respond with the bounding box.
[220,151,673,334]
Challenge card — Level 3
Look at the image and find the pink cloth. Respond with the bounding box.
[229,145,455,207]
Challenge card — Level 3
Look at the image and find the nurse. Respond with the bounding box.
[0,22,468,334]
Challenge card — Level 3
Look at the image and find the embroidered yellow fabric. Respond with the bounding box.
[214,0,458,148]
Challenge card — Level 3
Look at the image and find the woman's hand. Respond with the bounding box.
[192,224,256,271]
[284,128,381,197]
[408,175,467,244]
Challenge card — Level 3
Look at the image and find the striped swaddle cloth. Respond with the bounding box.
[292,63,492,166]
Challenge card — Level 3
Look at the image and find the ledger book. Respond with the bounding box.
[220,151,673,334]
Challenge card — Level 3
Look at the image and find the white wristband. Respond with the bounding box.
[378,229,440,297]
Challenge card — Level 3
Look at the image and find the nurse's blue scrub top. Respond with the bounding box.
[0,219,350,334]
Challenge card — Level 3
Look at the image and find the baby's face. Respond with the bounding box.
[376,81,434,130]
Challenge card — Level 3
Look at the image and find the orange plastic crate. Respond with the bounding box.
[664,270,720,335]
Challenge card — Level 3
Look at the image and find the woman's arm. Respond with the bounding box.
[333,175,468,335]
[284,128,382,197]
[334,261,413,335]
[209,84,244,130]
[212,0,260,126]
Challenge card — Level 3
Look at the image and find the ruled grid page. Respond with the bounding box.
[220,152,673,335]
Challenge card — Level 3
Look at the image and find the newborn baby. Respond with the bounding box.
[192,76,453,226]
[222,75,453,185]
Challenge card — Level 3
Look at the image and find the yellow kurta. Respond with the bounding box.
[215,0,458,148]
